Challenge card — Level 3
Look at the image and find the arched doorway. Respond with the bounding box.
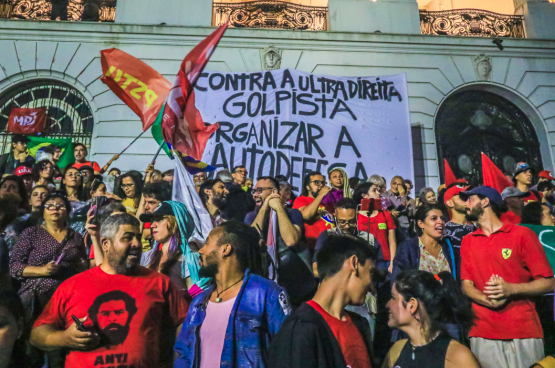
[0,80,94,155]
[436,90,543,185]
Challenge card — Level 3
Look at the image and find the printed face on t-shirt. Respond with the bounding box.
[88,291,138,347]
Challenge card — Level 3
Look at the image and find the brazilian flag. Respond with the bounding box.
[27,137,75,169]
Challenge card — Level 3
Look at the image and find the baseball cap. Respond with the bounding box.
[459,186,503,207]
[78,165,94,173]
[501,186,529,201]
[444,185,469,204]
[14,165,32,177]
[139,202,174,223]
[539,170,555,181]
[513,162,532,179]
[11,134,30,144]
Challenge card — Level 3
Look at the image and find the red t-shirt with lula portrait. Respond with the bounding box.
[34,266,189,368]
[307,300,372,368]
[293,196,335,250]
[357,211,396,261]
[460,222,553,340]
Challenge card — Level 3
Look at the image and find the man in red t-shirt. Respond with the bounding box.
[459,186,555,368]
[30,214,189,368]
[293,171,335,250]
[269,234,376,368]
[71,143,101,174]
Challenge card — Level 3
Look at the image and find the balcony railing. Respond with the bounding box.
[420,9,525,38]
[0,0,116,21]
[213,0,328,31]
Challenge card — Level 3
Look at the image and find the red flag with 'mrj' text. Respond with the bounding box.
[162,24,228,160]
[7,107,47,134]
[482,152,513,192]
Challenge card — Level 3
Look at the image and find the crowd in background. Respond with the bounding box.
[0,132,554,368]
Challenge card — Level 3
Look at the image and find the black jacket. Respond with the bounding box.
[268,302,373,368]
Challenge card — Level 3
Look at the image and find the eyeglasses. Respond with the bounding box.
[121,183,135,188]
[234,169,248,175]
[310,180,327,186]
[252,187,275,194]
[41,165,52,171]
[336,219,357,226]
[66,173,81,178]
[44,203,66,211]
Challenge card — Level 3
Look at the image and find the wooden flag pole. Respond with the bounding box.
[151,141,165,165]
[119,130,146,155]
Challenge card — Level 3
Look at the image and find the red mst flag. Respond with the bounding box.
[481,152,513,192]
[161,23,228,160]
[7,107,47,134]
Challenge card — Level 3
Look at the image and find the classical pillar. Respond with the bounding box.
[328,0,421,34]
[115,0,213,26]
[514,0,555,39]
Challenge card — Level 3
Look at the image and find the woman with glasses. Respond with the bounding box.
[9,193,87,364]
[114,170,144,217]
[31,160,55,191]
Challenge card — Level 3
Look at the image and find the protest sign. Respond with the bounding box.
[195,69,413,192]
[7,107,47,134]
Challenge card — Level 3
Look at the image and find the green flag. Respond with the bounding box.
[151,104,172,158]
[27,137,75,170]
[519,224,555,272]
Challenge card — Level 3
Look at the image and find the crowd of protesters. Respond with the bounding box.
[0,132,554,368]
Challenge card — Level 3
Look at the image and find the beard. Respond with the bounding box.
[310,189,320,198]
[107,245,141,275]
[100,323,130,347]
[198,249,219,278]
[212,196,227,210]
[454,202,467,215]
[465,203,484,222]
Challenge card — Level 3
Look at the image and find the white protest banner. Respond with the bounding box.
[196,69,413,192]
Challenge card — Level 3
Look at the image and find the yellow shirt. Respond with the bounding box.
[122,197,138,216]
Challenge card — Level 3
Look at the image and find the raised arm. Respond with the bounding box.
[297,186,330,221]
[100,154,120,174]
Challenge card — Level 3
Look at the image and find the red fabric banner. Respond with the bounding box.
[444,159,457,187]
[7,107,47,134]
[162,24,228,159]
[100,48,172,131]
[481,152,513,193]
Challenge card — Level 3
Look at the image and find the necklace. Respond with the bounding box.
[410,332,440,360]
[215,278,243,303]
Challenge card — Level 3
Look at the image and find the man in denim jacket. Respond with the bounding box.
[174,220,291,368]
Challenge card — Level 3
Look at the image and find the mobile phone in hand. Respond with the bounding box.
[72,315,86,332]
[55,252,65,265]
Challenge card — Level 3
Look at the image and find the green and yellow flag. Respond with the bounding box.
[27,136,75,169]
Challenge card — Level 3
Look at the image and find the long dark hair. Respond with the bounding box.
[114,170,144,204]
[32,159,54,183]
[394,270,474,339]
[216,220,264,276]
[61,166,86,201]
[0,175,29,207]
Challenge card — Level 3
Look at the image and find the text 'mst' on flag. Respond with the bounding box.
[161,24,227,160]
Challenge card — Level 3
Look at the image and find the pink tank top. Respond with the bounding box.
[199,297,237,368]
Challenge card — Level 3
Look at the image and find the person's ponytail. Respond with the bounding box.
[395,270,475,338]
[435,271,475,333]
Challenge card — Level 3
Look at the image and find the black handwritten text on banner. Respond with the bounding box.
[196,69,413,192]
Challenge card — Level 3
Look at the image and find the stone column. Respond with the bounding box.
[328,0,421,34]
[115,0,213,26]
[514,0,555,39]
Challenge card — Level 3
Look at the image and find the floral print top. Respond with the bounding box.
[418,238,451,275]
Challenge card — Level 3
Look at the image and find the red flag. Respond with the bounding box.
[162,24,228,160]
[444,159,457,187]
[7,107,46,134]
[481,152,512,192]
[100,48,172,131]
